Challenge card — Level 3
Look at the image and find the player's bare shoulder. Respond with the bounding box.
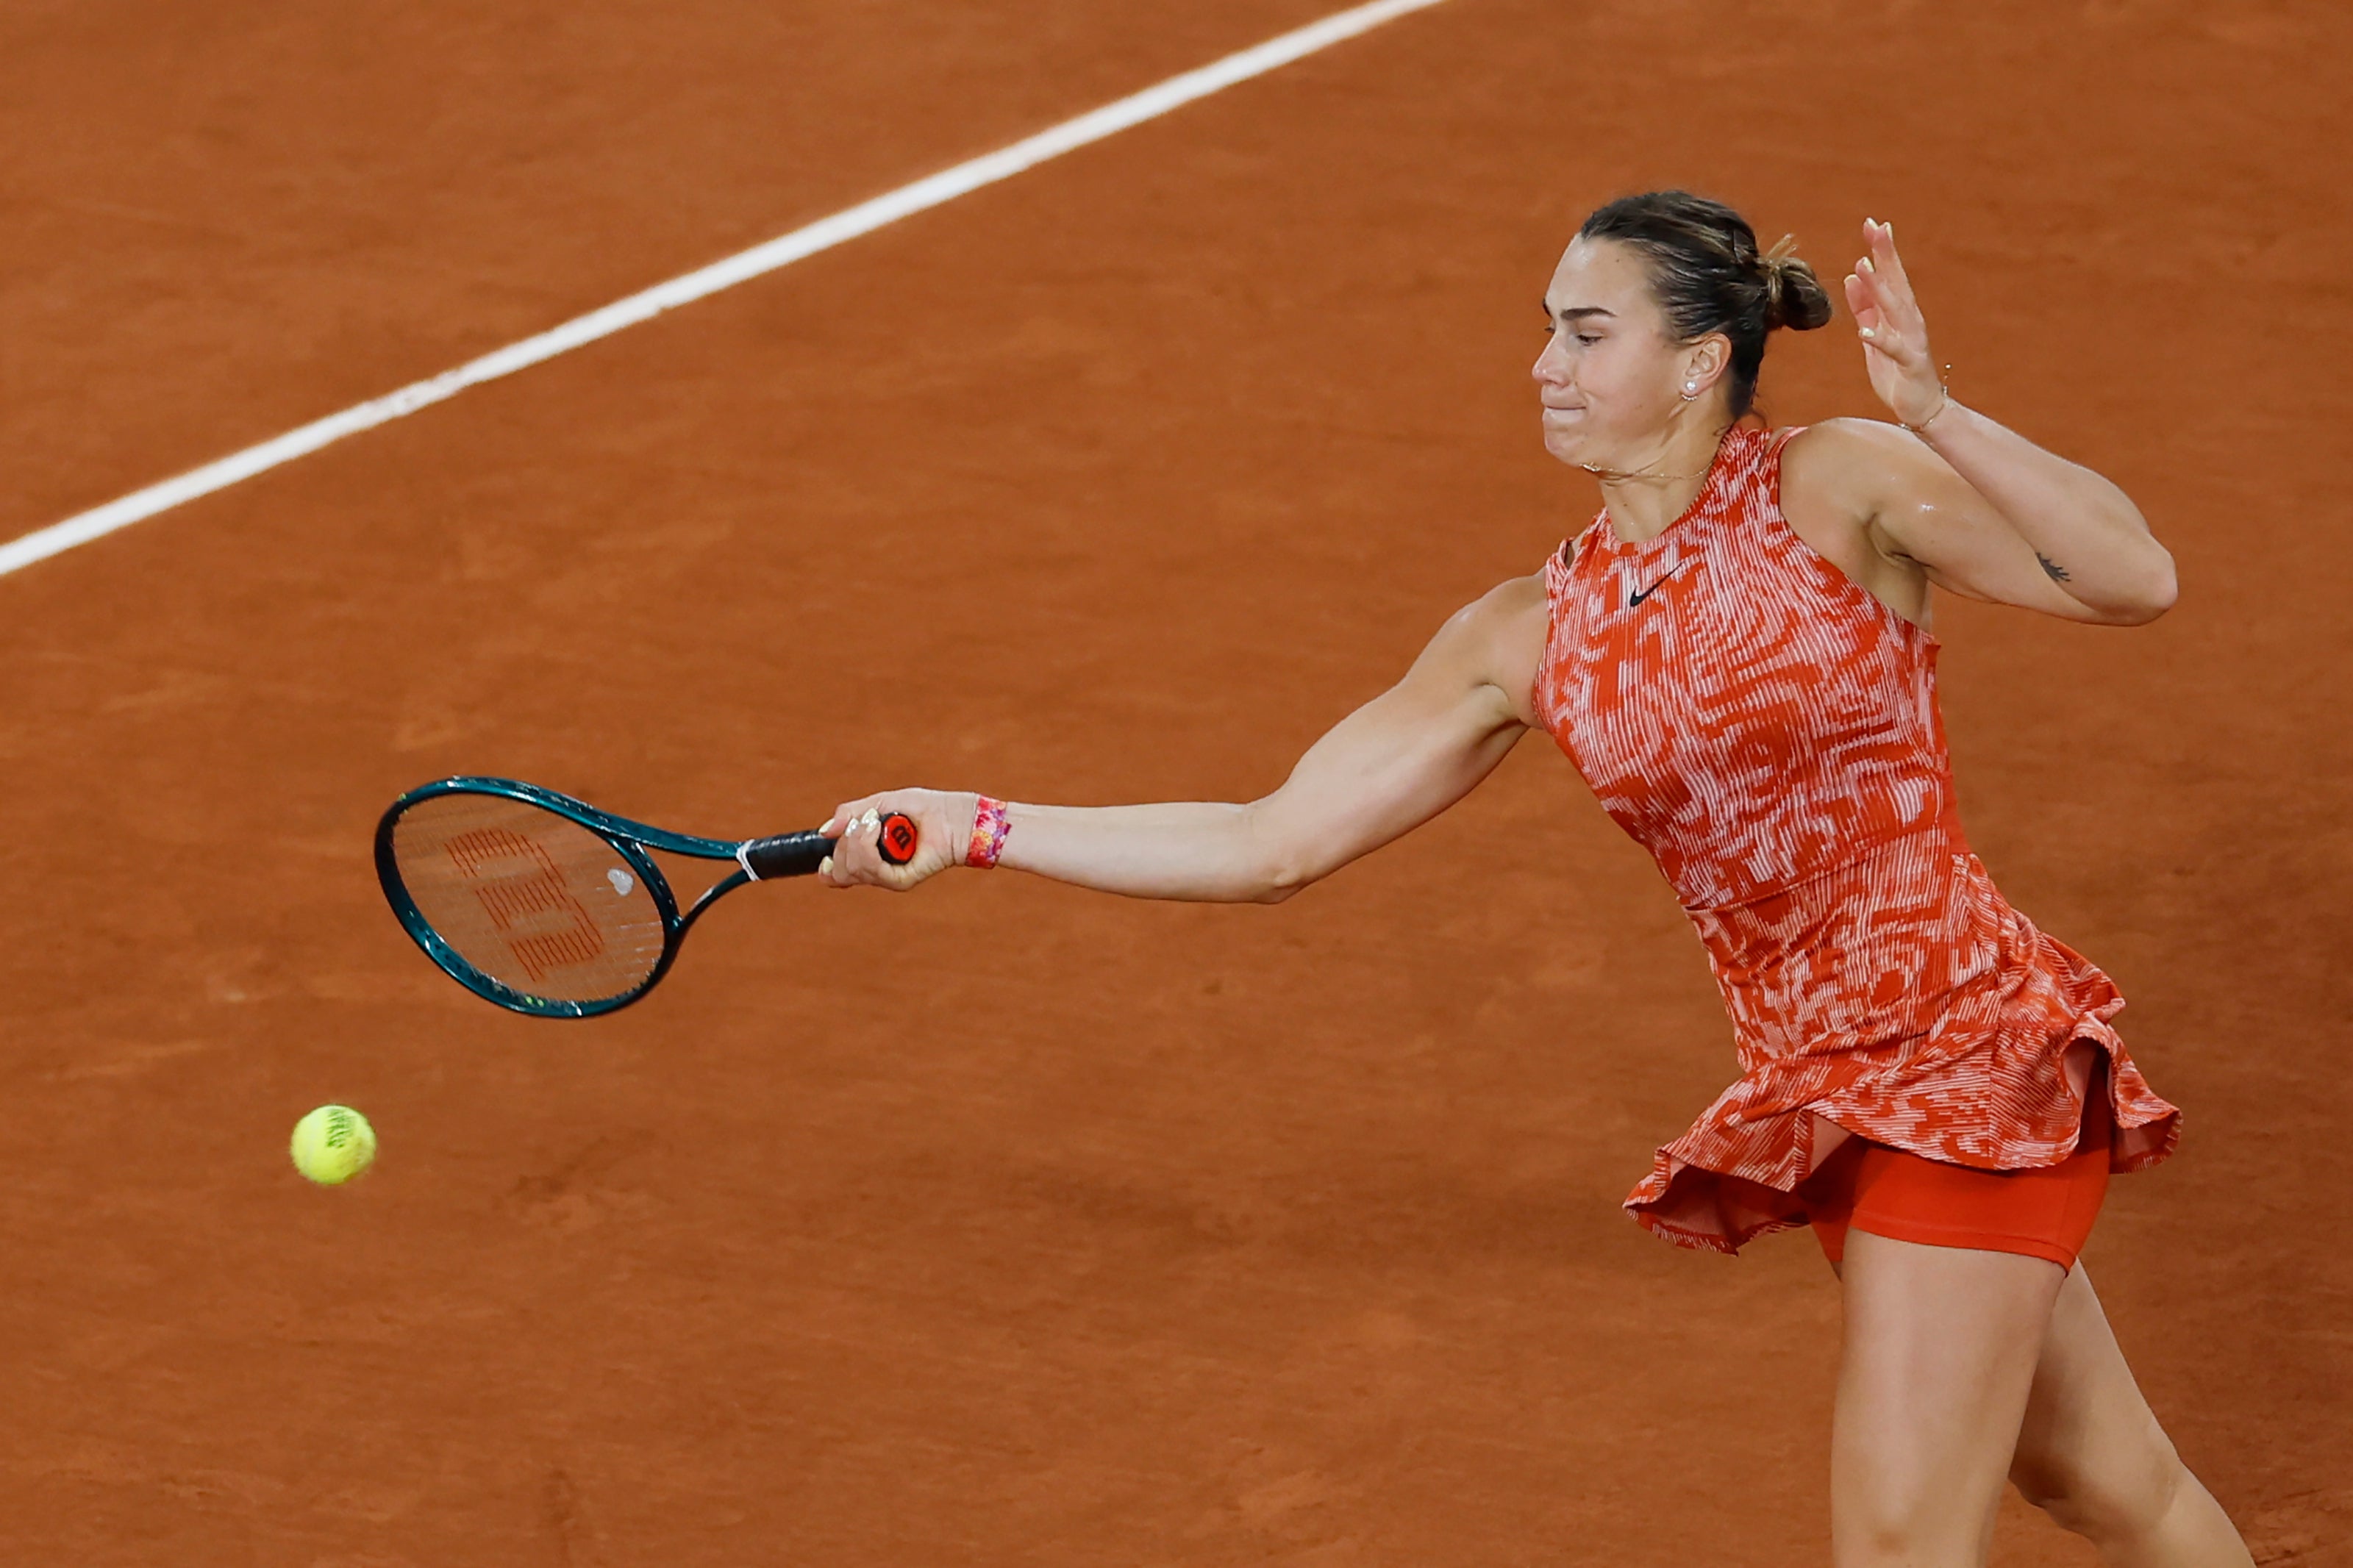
[1783,416,1979,531]
[1431,570,1549,728]
[1779,419,1940,612]
[1780,417,1922,517]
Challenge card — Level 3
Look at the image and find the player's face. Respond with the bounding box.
[1532,237,1690,469]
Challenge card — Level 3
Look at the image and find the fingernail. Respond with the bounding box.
[1859,257,1874,273]
[818,856,834,878]
[861,809,880,828]
[1860,326,1876,339]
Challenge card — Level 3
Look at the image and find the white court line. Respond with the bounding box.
[0,0,1452,580]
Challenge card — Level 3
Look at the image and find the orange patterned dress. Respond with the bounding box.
[1534,424,2180,1254]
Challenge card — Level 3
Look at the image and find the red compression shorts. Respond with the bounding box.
[1805,1066,2113,1270]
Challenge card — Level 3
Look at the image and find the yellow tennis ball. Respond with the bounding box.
[290,1105,377,1186]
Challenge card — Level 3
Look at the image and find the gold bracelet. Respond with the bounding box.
[1902,366,1954,434]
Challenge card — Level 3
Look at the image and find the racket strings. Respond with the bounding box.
[442,827,606,981]
[390,795,668,1003]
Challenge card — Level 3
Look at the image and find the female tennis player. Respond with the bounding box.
[815,193,2252,1567]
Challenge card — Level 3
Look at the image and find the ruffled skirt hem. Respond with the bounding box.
[1623,1017,2182,1256]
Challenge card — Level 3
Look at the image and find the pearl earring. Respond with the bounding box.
[1681,382,1698,399]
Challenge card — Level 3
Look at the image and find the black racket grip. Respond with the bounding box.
[740,812,918,880]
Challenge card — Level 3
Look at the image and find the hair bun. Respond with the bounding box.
[1577,191,1824,416]
[1761,237,1835,333]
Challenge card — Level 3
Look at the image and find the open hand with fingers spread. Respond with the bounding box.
[1844,218,1950,432]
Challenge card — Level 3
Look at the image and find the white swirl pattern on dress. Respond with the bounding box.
[1535,426,2179,1253]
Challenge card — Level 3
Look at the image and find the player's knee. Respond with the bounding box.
[1835,1520,1924,1567]
[2013,1431,2185,1546]
[1834,1514,1971,1568]
[1835,1483,1983,1568]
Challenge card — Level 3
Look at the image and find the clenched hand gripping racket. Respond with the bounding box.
[375,776,915,1018]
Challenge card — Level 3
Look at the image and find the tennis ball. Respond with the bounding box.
[290,1105,377,1186]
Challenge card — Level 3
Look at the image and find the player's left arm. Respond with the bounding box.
[1798,218,2178,627]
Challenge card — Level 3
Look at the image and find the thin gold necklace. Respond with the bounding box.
[1582,423,1733,486]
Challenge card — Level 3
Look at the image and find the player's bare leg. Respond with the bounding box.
[2007,1264,2254,1566]
[1829,1231,2066,1567]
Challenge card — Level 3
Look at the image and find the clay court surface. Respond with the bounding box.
[3,0,2348,1561]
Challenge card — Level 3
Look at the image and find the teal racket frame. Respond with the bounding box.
[374,776,840,1019]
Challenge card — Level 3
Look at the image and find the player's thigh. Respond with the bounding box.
[1832,1230,2066,1561]
[2008,1263,2184,1533]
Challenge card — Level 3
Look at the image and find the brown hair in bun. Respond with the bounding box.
[1578,190,1834,417]
[1760,234,1835,334]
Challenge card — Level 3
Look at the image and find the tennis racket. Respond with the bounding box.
[375,776,915,1018]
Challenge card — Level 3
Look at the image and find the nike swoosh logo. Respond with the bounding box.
[1628,558,1696,606]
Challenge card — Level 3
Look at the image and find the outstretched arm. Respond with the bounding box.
[1798,218,2177,626]
[817,574,1548,901]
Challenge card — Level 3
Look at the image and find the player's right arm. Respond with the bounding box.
[820,573,1550,903]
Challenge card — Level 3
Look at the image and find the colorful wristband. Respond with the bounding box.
[965,796,1012,870]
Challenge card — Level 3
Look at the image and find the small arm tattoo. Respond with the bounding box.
[2037,553,2071,584]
